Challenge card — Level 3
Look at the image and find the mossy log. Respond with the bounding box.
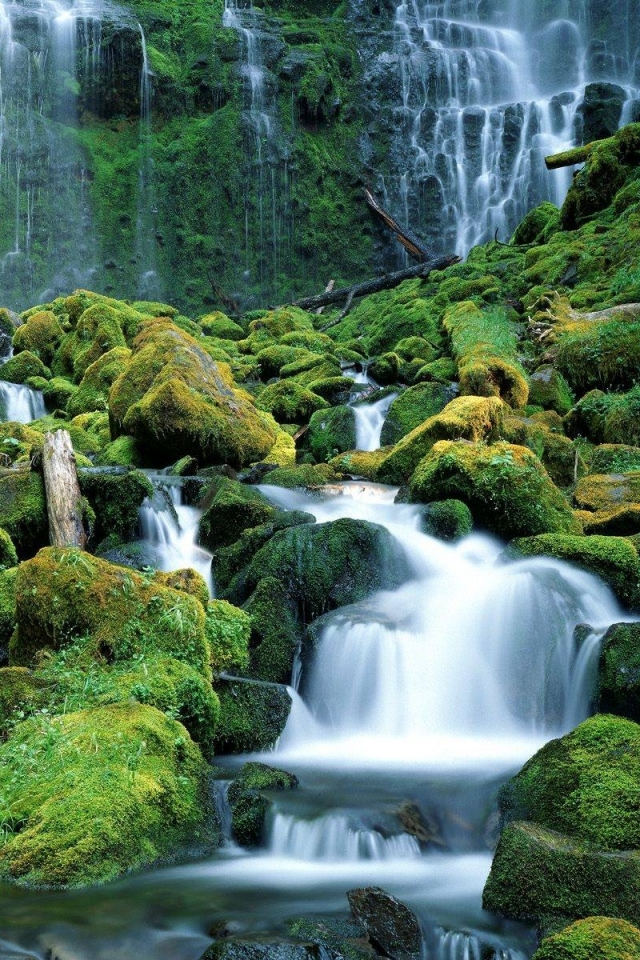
[42,430,87,549]
[545,142,599,170]
[282,255,462,323]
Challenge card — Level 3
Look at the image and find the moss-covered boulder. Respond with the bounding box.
[591,445,640,475]
[379,396,505,485]
[109,319,276,467]
[0,471,48,560]
[227,761,298,847]
[307,405,356,462]
[506,534,640,610]
[95,434,143,467]
[443,302,529,408]
[554,308,640,394]
[199,312,245,341]
[532,917,640,960]
[0,702,214,887]
[212,678,292,754]
[256,380,329,424]
[421,500,473,541]
[0,568,16,661]
[243,576,300,684]
[67,346,132,417]
[369,352,405,386]
[12,311,64,367]
[41,377,77,412]
[511,201,561,246]
[205,599,251,675]
[329,449,388,481]
[562,123,640,229]
[199,477,277,551]
[408,441,580,539]
[78,469,153,548]
[599,623,640,722]
[12,548,210,674]
[574,473,640,512]
[0,666,48,731]
[528,366,574,416]
[380,382,453,447]
[260,463,339,489]
[0,351,51,384]
[0,528,18,569]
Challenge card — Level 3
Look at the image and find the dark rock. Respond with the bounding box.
[346,887,422,960]
[212,677,292,754]
[578,82,626,143]
[227,761,298,847]
[599,621,640,721]
[201,937,336,960]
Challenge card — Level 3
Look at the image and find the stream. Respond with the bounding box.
[0,470,631,960]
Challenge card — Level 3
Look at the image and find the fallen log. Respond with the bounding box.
[364,187,433,262]
[42,429,87,549]
[545,140,602,170]
[281,255,461,324]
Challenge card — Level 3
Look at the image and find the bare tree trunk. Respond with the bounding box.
[363,187,433,262]
[42,430,87,549]
[315,280,335,315]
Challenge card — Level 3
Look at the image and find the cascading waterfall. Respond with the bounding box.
[222,0,293,301]
[138,474,214,595]
[134,22,162,301]
[0,352,46,423]
[361,0,640,256]
[353,391,397,451]
[268,810,422,861]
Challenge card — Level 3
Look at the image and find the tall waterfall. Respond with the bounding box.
[355,0,640,256]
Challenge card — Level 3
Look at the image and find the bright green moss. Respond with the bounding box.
[244,576,299,684]
[591,445,640,474]
[421,499,473,541]
[380,383,453,446]
[511,201,562,246]
[562,123,640,228]
[574,473,640,512]
[199,312,245,341]
[256,380,329,424]
[379,396,506,485]
[42,377,78,412]
[0,568,16,654]
[506,534,639,609]
[307,405,355,462]
[205,599,251,675]
[213,678,292,754]
[0,702,213,887]
[533,917,640,960]
[328,449,388,480]
[261,462,338,488]
[199,478,276,550]
[0,667,48,732]
[0,472,48,560]
[78,470,153,548]
[528,366,574,416]
[67,346,132,417]
[152,568,210,609]
[94,435,143,467]
[409,441,581,539]
[0,352,51,384]
[0,528,18,570]
[555,313,640,393]
[393,336,438,363]
[369,352,406,386]
[12,311,65,367]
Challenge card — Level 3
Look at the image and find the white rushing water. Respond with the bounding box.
[138,475,214,595]
[353,392,397,451]
[0,380,46,424]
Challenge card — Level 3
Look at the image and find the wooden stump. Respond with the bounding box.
[42,430,87,549]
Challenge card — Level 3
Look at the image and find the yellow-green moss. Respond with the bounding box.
[533,917,640,960]
[574,473,640,512]
[13,311,65,366]
[205,599,251,675]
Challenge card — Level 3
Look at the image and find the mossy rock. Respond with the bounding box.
[245,517,409,627]
[227,761,298,847]
[247,307,314,341]
[506,534,640,610]
[244,576,300,684]
[110,319,276,467]
[409,441,581,540]
[0,527,18,569]
[393,336,438,364]
[206,599,251,675]
[562,123,640,228]
[443,302,529,408]
[0,666,48,731]
[79,469,154,547]
[574,473,640,512]
[307,375,354,403]
[256,345,311,379]
[369,352,405,386]
[554,310,640,393]
[212,678,292,754]
[261,463,338,488]
[599,622,640,722]
[0,471,48,560]
[0,568,17,660]
[533,917,640,960]
[421,500,473,541]
[380,382,453,446]
[199,312,245,341]
[256,380,329,424]
[591,445,640,475]
[307,405,356,462]
[483,820,640,926]
[499,715,640,850]
[0,702,213,887]
[0,351,51,384]
[13,311,65,367]
[580,504,640,536]
[94,435,143,467]
[528,366,574,416]
[154,568,210,609]
[199,477,277,551]
[0,423,45,464]
[67,346,132,417]
[413,357,457,384]
[378,396,506,486]
[261,428,297,468]
[42,377,77,412]
[511,201,562,246]
[328,449,389,481]
[12,548,210,675]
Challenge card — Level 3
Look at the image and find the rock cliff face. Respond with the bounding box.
[0,0,637,315]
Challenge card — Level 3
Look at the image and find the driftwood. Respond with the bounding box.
[280,255,460,328]
[42,430,87,549]
[364,188,433,262]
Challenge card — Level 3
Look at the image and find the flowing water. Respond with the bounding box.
[356,0,640,256]
[0,352,46,424]
[353,391,397,451]
[0,479,632,960]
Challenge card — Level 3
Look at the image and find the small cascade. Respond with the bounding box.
[353,392,397,451]
[359,0,640,257]
[222,0,293,301]
[268,810,422,861]
[431,927,527,960]
[0,380,46,424]
[138,476,214,596]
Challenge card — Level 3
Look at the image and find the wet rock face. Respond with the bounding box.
[599,621,640,721]
[578,82,627,143]
[346,887,422,960]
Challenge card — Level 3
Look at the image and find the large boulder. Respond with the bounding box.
[380,382,453,447]
[109,319,277,466]
[408,441,580,539]
[0,471,48,560]
[307,405,356,462]
[532,917,640,960]
[199,477,277,551]
[212,678,292,754]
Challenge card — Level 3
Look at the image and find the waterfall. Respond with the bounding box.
[138,475,214,596]
[358,0,640,257]
[134,22,161,301]
[0,352,46,424]
[268,810,422,861]
[353,392,397,451]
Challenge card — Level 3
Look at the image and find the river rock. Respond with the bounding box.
[599,621,640,721]
[201,937,338,960]
[212,678,292,754]
[227,761,299,847]
[346,887,422,960]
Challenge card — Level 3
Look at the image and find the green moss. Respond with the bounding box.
[413,357,458,384]
[244,576,300,683]
[0,352,51,384]
[599,622,640,722]
[0,528,18,569]
[256,345,311,379]
[554,313,640,393]
[591,445,640,474]
[369,352,405,386]
[0,471,48,560]
[12,548,210,676]
[79,470,154,548]
[574,473,640,512]
[206,599,251,675]
[42,377,78,412]
[153,568,210,609]
[533,917,640,960]
[328,448,388,480]
[421,500,473,541]
[379,396,506,485]
[506,534,639,609]
[0,667,48,732]
[199,312,245,341]
[199,478,276,550]
[262,463,339,488]
[13,311,65,367]
[67,346,132,417]
[409,441,581,539]
[227,761,298,847]
[256,380,329,424]
[0,702,213,887]
[528,366,574,416]
[0,568,16,655]
[307,405,355,462]
[212,678,292,754]
[95,435,143,467]
[443,302,529,408]
[562,123,640,228]
[380,383,453,446]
